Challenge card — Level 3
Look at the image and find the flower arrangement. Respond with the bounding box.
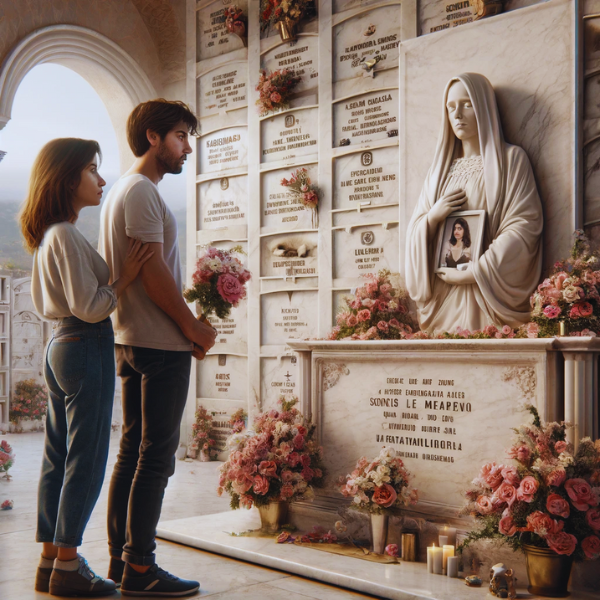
[184,246,251,320]
[328,270,418,341]
[260,0,314,34]
[229,408,247,434]
[9,379,48,425]
[192,406,217,460]
[276,525,338,544]
[530,231,600,337]
[218,395,325,510]
[1,499,14,510]
[460,406,600,561]
[280,167,319,228]
[224,5,247,38]
[338,447,418,515]
[0,439,15,480]
[255,69,301,117]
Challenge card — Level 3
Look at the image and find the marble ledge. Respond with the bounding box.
[157,510,597,600]
[286,337,600,353]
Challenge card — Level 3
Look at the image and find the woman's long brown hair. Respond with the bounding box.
[19,138,101,253]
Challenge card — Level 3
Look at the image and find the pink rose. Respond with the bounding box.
[347,314,358,327]
[554,441,568,454]
[280,483,294,499]
[377,321,389,333]
[357,309,371,322]
[569,304,582,319]
[385,544,399,557]
[577,302,593,317]
[546,532,577,556]
[554,272,568,290]
[498,515,517,537]
[546,468,567,487]
[287,452,300,467]
[281,470,294,483]
[389,318,401,328]
[217,273,244,305]
[476,495,494,514]
[543,305,561,319]
[494,482,518,507]
[547,493,570,518]
[270,92,282,103]
[373,483,397,508]
[527,511,563,537]
[480,463,505,490]
[501,465,521,486]
[586,508,600,531]
[502,325,512,335]
[258,460,278,477]
[582,535,600,560]
[253,475,270,495]
[517,476,539,503]
[565,478,598,511]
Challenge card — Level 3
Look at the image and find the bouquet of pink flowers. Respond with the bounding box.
[184,246,251,320]
[191,406,217,460]
[255,69,301,117]
[218,396,325,510]
[9,379,47,425]
[328,270,418,341]
[530,231,600,337]
[461,406,600,561]
[0,439,15,480]
[224,5,247,37]
[229,408,247,434]
[338,447,418,515]
[260,0,314,32]
[280,168,319,228]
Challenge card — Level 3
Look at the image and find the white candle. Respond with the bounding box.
[432,546,443,575]
[438,534,448,547]
[439,526,457,546]
[442,545,454,571]
[427,545,434,573]
[447,555,459,578]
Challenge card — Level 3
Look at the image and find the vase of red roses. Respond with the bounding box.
[338,447,418,554]
[460,406,600,597]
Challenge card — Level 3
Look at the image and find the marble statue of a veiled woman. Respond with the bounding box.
[405,73,543,333]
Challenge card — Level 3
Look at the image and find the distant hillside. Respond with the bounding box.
[0,201,188,274]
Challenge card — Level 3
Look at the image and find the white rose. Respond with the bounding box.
[563,286,582,303]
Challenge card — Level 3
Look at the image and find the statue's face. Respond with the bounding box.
[446,81,478,142]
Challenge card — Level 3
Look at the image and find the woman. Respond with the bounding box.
[442,217,471,269]
[19,138,153,597]
[405,73,543,333]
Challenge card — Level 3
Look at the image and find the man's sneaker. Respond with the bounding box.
[107,557,125,585]
[34,555,54,592]
[120,563,199,597]
[49,554,116,597]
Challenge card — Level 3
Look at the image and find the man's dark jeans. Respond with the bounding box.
[107,345,191,566]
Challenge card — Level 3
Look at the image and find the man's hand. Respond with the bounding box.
[192,344,206,360]
[437,267,476,285]
[187,319,217,355]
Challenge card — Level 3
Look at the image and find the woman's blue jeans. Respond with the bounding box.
[36,316,115,548]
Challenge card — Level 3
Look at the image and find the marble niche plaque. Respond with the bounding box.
[419,0,477,35]
[261,355,299,412]
[198,175,248,230]
[261,37,318,94]
[333,0,382,13]
[261,290,318,345]
[198,63,248,118]
[261,108,318,163]
[333,5,401,82]
[333,224,399,281]
[261,231,318,277]
[317,354,545,513]
[207,298,248,353]
[198,354,247,400]
[262,164,317,231]
[196,0,248,62]
[333,89,399,147]
[199,126,248,174]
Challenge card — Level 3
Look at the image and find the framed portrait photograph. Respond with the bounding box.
[434,210,486,274]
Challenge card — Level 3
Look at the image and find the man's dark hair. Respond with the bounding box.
[127,99,199,157]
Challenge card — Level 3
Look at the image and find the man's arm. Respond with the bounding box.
[139,242,216,352]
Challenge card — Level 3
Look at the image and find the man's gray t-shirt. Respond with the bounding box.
[99,174,192,351]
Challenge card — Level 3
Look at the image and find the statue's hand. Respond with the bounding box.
[427,189,467,228]
[437,267,476,285]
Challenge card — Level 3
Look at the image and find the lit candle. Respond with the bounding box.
[432,545,443,575]
[447,555,459,578]
[442,545,454,572]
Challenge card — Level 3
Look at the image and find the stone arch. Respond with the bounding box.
[0,24,157,171]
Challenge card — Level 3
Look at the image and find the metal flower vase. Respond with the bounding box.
[370,513,388,554]
[276,16,301,42]
[258,501,289,533]
[523,544,574,597]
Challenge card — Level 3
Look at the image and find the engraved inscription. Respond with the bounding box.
[197,0,248,61]
[261,39,319,93]
[199,175,248,229]
[199,127,248,174]
[199,65,247,117]
[261,108,318,163]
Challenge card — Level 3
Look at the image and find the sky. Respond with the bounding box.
[0,63,186,209]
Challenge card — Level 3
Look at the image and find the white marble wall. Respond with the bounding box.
[260,354,300,412]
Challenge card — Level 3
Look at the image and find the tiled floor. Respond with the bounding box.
[0,432,380,600]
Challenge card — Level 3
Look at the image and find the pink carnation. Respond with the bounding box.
[280,483,294,499]
[507,444,531,464]
[217,273,244,304]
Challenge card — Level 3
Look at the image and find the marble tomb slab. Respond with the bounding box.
[198,174,248,231]
[198,62,248,118]
[261,108,319,163]
[261,290,318,345]
[196,0,248,62]
[207,297,248,354]
[260,231,318,278]
[262,163,317,232]
[199,126,248,174]
[260,355,300,412]
[197,353,248,400]
[333,88,399,147]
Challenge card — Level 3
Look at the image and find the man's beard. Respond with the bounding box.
[156,142,185,175]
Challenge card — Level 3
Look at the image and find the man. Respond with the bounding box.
[99,99,216,597]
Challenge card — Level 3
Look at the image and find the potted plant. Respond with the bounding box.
[460,406,600,597]
[255,69,301,117]
[229,408,247,434]
[192,406,217,462]
[338,447,418,554]
[9,379,48,432]
[260,0,315,42]
[218,395,325,532]
[224,5,247,45]
[280,167,320,228]
[0,440,15,480]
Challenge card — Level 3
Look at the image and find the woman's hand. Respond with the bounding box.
[111,239,154,298]
[428,189,467,229]
[436,267,476,286]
